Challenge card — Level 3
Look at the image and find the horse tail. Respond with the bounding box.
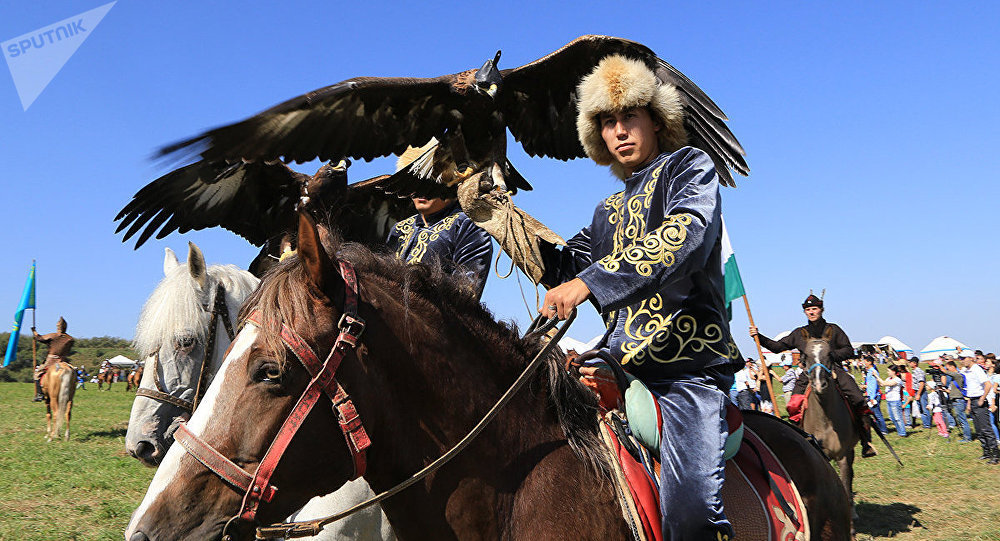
[54,364,75,439]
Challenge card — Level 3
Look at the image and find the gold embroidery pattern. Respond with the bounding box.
[404,213,460,264]
[598,163,693,277]
[393,217,417,259]
[622,312,739,366]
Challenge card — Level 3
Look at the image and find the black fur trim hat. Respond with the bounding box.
[802,295,823,309]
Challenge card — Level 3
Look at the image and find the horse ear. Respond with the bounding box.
[297,211,340,299]
[163,248,180,275]
[187,242,208,290]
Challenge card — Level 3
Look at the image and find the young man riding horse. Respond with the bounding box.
[539,55,742,541]
[31,317,74,402]
[750,294,878,457]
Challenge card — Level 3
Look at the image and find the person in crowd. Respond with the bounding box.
[780,357,803,405]
[926,380,949,437]
[959,352,999,464]
[879,364,908,437]
[985,354,1000,441]
[909,358,930,429]
[734,359,757,410]
[863,356,889,435]
[943,360,973,442]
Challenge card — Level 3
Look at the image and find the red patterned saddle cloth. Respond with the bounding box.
[600,405,808,541]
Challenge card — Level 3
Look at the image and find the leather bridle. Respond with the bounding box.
[172,261,371,541]
[136,282,236,413]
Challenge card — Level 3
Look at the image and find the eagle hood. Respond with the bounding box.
[576,55,687,179]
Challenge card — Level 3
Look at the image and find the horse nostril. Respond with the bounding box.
[133,440,161,466]
[130,532,151,541]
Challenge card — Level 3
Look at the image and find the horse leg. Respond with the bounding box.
[63,397,73,442]
[45,402,53,442]
[838,448,857,525]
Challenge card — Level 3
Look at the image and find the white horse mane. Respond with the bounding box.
[133,263,258,359]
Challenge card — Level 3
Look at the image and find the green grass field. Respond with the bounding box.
[0,379,998,540]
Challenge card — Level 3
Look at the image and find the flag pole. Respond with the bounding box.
[31,259,37,373]
[743,294,778,416]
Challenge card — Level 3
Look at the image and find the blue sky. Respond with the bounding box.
[1,2,997,357]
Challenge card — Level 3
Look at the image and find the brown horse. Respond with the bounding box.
[98,367,118,390]
[41,361,76,441]
[127,365,143,392]
[801,338,860,526]
[126,214,850,540]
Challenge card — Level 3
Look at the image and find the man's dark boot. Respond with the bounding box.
[988,447,1000,466]
[860,415,877,458]
[32,379,44,402]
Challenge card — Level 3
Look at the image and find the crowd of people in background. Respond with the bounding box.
[732,348,1000,465]
[855,349,998,464]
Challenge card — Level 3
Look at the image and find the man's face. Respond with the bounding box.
[803,306,823,321]
[599,107,661,175]
[960,357,973,369]
[908,360,918,370]
[411,197,451,217]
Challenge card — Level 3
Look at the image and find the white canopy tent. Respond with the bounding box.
[919,336,969,361]
[760,330,794,366]
[877,336,914,355]
[105,354,138,369]
[557,334,604,354]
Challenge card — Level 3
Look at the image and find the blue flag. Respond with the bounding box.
[4,261,36,367]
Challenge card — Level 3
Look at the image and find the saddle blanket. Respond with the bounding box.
[600,407,808,541]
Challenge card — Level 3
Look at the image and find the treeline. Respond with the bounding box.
[0,332,137,383]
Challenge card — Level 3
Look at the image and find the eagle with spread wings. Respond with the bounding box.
[124,35,747,282]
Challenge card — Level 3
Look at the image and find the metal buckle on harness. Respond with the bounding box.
[337,313,366,339]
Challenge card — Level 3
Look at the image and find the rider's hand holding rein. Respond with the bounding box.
[540,277,591,321]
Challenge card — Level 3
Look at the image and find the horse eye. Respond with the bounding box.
[254,362,282,384]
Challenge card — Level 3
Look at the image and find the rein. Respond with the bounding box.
[255,309,576,540]
[136,282,235,412]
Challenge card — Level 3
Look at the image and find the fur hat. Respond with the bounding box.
[801,294,823,309]
[576,55,687,179]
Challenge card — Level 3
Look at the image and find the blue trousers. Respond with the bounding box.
[948,398,972,440]
[649,369,734,541]
[871,400,888,434]
[887,400,907,436]
[917,393,931,428]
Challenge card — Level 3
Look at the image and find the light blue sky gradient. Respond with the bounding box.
[1,2,997,357]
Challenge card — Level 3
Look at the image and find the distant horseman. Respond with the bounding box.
[32,317,75,402]
[750,294,877,457]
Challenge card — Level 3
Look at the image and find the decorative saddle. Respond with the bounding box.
[580,355,808,541]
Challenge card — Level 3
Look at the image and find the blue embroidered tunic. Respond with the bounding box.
[541,147,742,381]
[387,201,493,299]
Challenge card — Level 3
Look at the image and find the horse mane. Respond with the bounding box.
[134,264,259,359]
[239,240,611,479]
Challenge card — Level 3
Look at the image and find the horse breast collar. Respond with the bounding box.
[136,282,236,412]
[172,260,371,540]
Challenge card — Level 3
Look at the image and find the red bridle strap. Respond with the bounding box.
[235,260,369,524]
[175,422,277,503]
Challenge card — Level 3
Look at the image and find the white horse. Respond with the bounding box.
[124,243,394,541]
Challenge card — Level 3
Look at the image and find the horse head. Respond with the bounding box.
[126,212,605,541]
[125,242,258,468]
[803,337,834,393]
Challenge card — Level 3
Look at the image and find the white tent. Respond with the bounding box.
[877,336,913,354]
[760,330,794,366]
[919,336,969,361]
[105,354,138,368]
[557,335,604,354]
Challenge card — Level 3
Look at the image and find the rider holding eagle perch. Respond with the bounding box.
[152,35,747,285]
[130,36,749,540]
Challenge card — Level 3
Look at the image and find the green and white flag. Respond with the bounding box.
[720,217,745,320]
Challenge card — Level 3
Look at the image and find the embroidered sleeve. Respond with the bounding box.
[578,149,721,313]
[386,217,415,258]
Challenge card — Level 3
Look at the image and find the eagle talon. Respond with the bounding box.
[454,166,476,182]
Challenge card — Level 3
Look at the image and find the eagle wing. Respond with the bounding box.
[156,75,466,166]
[115,160,304,248]
[501,35,748,186]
